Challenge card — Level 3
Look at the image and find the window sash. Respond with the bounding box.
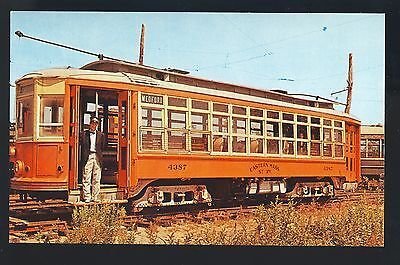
[138,92,348,158]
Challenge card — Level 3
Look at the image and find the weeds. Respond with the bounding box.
[63,198,383,246]
[65,204,128,244]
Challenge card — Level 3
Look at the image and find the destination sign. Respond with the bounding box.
[141,94,163,105]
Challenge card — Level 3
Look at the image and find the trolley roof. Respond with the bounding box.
[16,64,360,122]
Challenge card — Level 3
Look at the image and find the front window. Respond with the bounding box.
[17,97,34,138]
[39,96,64,137]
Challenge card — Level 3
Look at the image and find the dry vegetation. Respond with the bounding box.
[33,197,384,246]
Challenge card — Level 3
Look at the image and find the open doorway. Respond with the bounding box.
[78,87,126,186]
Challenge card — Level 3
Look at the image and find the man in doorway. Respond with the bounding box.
[80,116,105,203]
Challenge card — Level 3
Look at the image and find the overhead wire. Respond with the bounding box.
[191,16,374,72]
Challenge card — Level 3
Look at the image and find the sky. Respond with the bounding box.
[9,12,384,124]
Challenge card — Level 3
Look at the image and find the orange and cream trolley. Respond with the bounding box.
[11,60,361,211]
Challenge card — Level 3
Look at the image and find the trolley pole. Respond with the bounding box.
[139,24,145,65]
[344,53,353,114]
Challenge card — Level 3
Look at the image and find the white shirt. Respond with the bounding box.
[89,130,97,152]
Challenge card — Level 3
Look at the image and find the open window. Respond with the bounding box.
[191,110,210,152]
[250,109,264,154]
[282,115,294,155]
[266,112,280,155]
[296,121,308,156]
[212,103,229,153]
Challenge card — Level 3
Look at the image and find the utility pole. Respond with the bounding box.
[344,53,353,114]
[139,24,145,65]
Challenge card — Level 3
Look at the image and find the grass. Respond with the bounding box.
[45,196,383,246]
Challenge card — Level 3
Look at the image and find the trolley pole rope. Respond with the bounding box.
[15,30,134,64]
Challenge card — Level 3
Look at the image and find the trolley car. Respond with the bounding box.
[10,60,361,211]
[360,124,384,189]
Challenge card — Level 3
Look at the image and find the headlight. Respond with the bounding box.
[14,160,24,174]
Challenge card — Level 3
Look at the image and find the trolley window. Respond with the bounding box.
[297,141,308,156]
[232,117,246,134]
[168,110,186,129]
[250,108,263,118]
[282,140,294,155]
[250,138,263,154]
[141,108,163,128]
[250,120,263,136]
[323,143,333,157]
[191,112,209,131]
[282,123,294,155]
[367,139,380,158]
[16,97,34,138]
[311,126,321,157]
[283,113,294,121]
[311,142,321,156]
[297,125,308,139]
[192,100,209,110]
[167,109,187,151]
[311,126,320,140]
[266,121,279,137]
[168,97,187,108]
[334,121,343,128]
[266,121,279,154]
[212,135,228,152]
[191,133,209,152]
[232,106,246,115]
[191,111,210,152]
[361,139,367,158]
[232,136,247,153]
[323,119,332,126]
[334,129,343,142]
[38,96,64,137]
[168,131,187,151]
[213,103,228,113]
[141,130,164,150]
[212,115,229,133]
[296,124,308,156]
[335,145,344,157]
[282,123,294,138]
[267,111,279,119]
[323,128,332,142]
[311,117,320,125]
[334,127,344,158]
[297,115,308,123]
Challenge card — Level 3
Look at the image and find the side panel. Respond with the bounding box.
[11,142,69,190]
[37,145,58,175]
[13,142,35,179]
[135,155,346,179]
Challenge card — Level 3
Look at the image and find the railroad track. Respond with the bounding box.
[9,217,68,236]
[9,189,384,238]
[123,190,384,228]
